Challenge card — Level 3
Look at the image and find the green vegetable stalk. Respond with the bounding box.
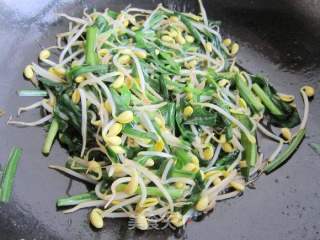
[0,147,23,203]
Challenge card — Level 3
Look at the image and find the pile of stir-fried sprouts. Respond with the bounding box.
[10,0,315,231]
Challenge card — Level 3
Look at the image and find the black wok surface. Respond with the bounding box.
[0,0,319,239]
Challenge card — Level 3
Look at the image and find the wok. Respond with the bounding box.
[0,0,319,239]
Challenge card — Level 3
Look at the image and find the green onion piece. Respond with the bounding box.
[18,89,48,97]
[236,114,257,179]
[0,147,23,203]
[235,74,264,113]
[179,14,201,43]
[42,118,59,155]
[252,83,282,116]
[57,191,98,207]
[85,26,98,65]
[264,128,306,174]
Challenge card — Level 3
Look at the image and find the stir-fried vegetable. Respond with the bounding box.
[9,0,314,231]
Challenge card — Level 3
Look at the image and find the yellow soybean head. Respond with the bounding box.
[144,158,154,167]
[185,60,197,69]
[195,195,209,211]
[301,85,315,97]
[107,123,123,137]
[154,138,165,152]
[222,142,234,153]
[218,79,230,87]
[170,212,184,227]
[75,75,86,83]
[116,111,134,124]
[161,35,175,43]
[118,55,131,65]
[138,197,159,208]
[169,16,179,22]
[24,65,34,79]
[112,74,125,89]
[136,214,149,230]
[281,128,292,141]
[89,208,104,229]
[279,94,295,102]
[183,106,193,118]
[185,35,195,43]
[205,42,213,53]
[176,34,186,45]
[109,145,125,154]
[213,177,222,186]
[219,134,226,144]
[71,89,81,104]
[191,154,199,165]
[231,43,240,56]
[230,181,245,192]
[39,49,51,61]
[124,172,138,195]
[98,49,109,57]
[238,97,247,109]
[175,181,186,189]
[86,160,102,180]
[104,101,112,113]
[183,163,198,172]
[134,50,147,59]
[104,136,122,146]
[223,38,232,47]
[169,29,178,38]
[203,146,214,160]
[49,67,65,78]
[154,116,166,129]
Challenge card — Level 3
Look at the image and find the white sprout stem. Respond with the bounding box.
[231,136,244,152]
[138,151,173,159]
[78,89,88,157]
[198,0,208,26]
[206,170,237,196]
[58,49,84,66]
[49,165,98,184]
[216,191,240,201]
[165,177,195,186]
[125,159,174,211]
[300,89,309,130]
[17,100,43,116]
[205,144,222,169]
[102,119,116,139]
[130,53,146,93]
[195,102,255,143]
[227,152,242,172]
[137,175,147,205]
[59,23,87,63]
[7,114,52,127]
[268,140,284,162]
[32,63,64,83]
[58,13,89,25]
[104,177,131,209]
[63,200,106,214]
[81,76,117,117]
[256,123,283,142]
[102,195,141,217]
[161,159,174,183]
[133,102,167,112]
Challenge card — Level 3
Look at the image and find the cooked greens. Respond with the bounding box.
[10,0,314,231]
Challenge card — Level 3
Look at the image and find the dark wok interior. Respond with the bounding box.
[0,0,319,239]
